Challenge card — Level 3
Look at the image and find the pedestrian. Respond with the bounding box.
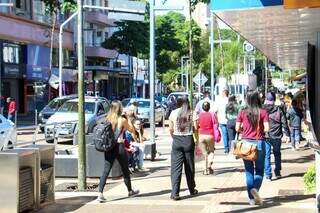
[0,96,5,115]
[7,97,16,122]
[287,98,304,151]
[217,89,230,153]
[124,136,139,173]
[169,97,198,200]
[236,91,269,206]
[263,92,290,181]
[194,101,219,175]
[131,118,148,172]
[194,91,215,115]
[226,95,240,149]
[97,100,139,202]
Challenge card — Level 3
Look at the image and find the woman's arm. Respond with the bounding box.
[235,122,241,132]
[263,122,270,132]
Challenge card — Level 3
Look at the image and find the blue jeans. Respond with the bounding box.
[242,139,266,200]
[290,128,300,148]
[220,124,229,153]
[264,139,282,178]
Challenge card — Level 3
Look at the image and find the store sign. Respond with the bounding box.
[26,65,50,81]
[284,0,320,9]
[209,0,283,11]
[3,64,21,78]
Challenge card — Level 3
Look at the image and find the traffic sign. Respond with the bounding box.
[193,72,208,86]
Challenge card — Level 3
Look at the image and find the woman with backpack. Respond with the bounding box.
[236,91,269,206]
[98,100,139,202]
[194,101,220,175]
[169,97,198,200]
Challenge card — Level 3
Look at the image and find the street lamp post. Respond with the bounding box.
[210,13,215,100]
[149,2,184,145]
[180,56,189,92]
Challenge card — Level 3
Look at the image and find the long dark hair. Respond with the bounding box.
[245,91,262,129]
[177,97,191,132]
[226,95,237,113]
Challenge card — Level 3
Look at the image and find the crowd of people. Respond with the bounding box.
[96,88,307,206]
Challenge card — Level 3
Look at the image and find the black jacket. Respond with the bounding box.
[264,104,290,139]
[287,106,304,128]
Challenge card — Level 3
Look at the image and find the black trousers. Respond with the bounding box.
[171,135,196,196]
[99,143,132,193]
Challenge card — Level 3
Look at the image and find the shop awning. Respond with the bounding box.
[210,0,320,70]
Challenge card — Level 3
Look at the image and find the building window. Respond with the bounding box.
[3,43,20,64]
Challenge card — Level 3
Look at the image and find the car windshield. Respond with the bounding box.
[47,99,64,110]
[58,102,96,114]
[136,101,150,108]
[121,99,131,107]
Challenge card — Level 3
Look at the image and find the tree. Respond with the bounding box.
[103,20,149,58]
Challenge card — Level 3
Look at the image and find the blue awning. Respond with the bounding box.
[209,0,283,11]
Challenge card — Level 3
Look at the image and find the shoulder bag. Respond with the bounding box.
[233,110,260,161]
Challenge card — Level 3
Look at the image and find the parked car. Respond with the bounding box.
[38,95,77,132]
[122,98,164,126]
[0,114,16,151]
[44,96,110,143]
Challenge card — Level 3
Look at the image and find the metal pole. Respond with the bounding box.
[59,12,78,97]
[181,57,183,89]
[210,13,215,100]
[265,57,268,96]
[77,0,86,190]
[149,0,155,145]
[186,60,189,93]
[188,0,193,107]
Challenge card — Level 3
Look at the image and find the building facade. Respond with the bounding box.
[0,0,74,113]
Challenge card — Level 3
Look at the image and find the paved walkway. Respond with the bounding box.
[38,129,316,213]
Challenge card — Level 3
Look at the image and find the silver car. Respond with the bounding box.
[44,96,110,143]
[122,98,164,126]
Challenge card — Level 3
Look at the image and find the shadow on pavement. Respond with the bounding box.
[281,154,315,164]
[220,193,315,213]
[36,196,97,213]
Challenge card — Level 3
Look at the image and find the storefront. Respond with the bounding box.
[0,41,26,113]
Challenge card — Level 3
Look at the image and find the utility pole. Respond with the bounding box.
[210,13,215,100]
[149,0,155,145]
[188,0,193,107]
[77,0,86,190]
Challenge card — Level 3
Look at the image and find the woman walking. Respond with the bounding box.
[98,100,139,202]
[236,91,269,206]
[169,97,198,200]
[195,101,219,175]
[226,95,240,149]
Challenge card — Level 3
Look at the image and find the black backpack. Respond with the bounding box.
[93,122,120,152]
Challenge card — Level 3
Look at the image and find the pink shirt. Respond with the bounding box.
[198,112,217,136]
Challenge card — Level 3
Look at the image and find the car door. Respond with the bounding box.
[0,116,9,149]
[155,101,162,122]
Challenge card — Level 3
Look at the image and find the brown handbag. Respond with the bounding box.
[233,111,260,161]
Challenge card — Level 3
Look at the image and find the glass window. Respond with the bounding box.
[3,43,20,64]
[58,102,95,114]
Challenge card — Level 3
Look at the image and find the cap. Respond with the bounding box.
[265,92,275,105]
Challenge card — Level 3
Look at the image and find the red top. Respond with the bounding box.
[198,112,217,135]
[236,109,269,140]
[8,101,16,114]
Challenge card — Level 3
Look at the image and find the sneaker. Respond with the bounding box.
[128,189,140,197]
[137,167,150,172]
[249,199,255,206]
[250,188,263,205]
[97,193,107,203]
[170,194,181,201]
[265,176,272,182]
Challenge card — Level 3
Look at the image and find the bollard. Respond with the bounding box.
[33,110,38,144]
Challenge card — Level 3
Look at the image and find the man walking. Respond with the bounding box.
[217,89,230,153]
[264,92,290,180]
[195,91,214,115]
[7,97,16,122]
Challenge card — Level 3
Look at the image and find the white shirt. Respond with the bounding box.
[216,96,229,125]
[195,97,216,115]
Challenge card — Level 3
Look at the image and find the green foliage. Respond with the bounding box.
[42,0,77,14]
[103,20,149,58]
[303,165,316,193]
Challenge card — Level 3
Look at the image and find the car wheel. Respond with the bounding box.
[46,139,54,144]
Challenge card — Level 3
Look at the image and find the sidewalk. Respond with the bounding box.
[38,129,316,213]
